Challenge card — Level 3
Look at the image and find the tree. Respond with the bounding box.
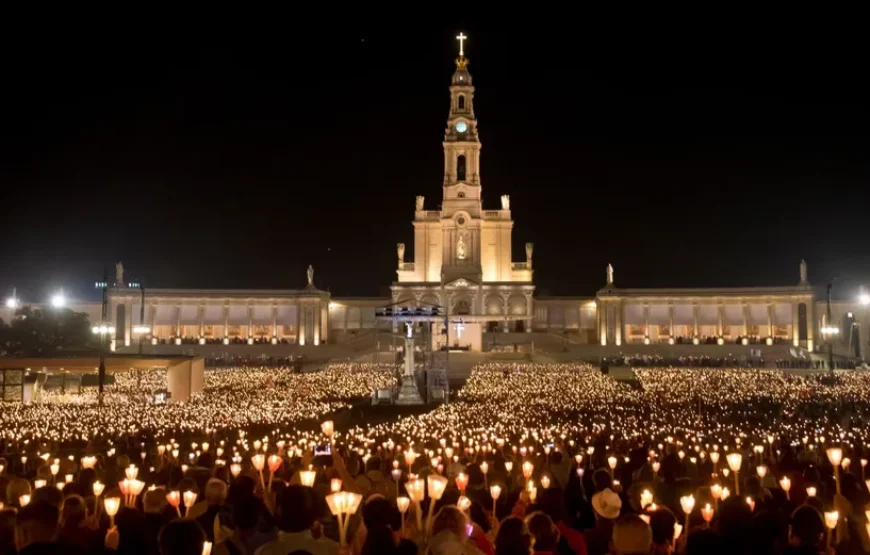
[0,306,95,356]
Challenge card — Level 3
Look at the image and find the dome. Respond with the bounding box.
[452,57,472,86]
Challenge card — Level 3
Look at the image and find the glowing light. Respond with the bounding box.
[50,292,66,308]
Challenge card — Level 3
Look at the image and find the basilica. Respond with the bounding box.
[3,35,867,363]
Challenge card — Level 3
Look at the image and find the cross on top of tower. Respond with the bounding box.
[456,32,467,57]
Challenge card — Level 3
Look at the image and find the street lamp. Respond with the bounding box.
[5,288,19,309]
[92,325,116,336]
[50,291,66,308]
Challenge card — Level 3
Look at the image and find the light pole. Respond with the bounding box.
[5,288,19,310]
[823,282,839,376]
[94,269,111,403]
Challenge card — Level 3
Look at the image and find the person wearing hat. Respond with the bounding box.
[583,487,622,555]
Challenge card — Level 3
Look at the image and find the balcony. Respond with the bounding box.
[400,263,416,271]
[512,262,529,270]
[417,211,441,221]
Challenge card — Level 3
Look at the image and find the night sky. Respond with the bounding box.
[2,22,869,302]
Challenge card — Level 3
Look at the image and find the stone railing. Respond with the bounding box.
[400,263,416,271]
[512,262,529,270]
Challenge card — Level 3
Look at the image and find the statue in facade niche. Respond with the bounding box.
[457,234,467,260]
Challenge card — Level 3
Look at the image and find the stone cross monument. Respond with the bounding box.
[396,322,424,405]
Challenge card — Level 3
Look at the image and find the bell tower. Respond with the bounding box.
[443,32,481,196]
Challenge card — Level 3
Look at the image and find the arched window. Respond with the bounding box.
[458,95,465,110]
[457,155,466,182]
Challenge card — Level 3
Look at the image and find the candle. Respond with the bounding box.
[701,503,714,524]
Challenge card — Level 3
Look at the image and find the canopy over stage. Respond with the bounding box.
[0,354,204,402]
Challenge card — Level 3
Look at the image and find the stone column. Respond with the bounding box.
[247,306,254,339]
[669,303,675,339]
[806,300,815,351]
[311,304,320,346]
[716,304,724,337]
[319,301,328,344]
[198,305,205,338]
[298,303,307,346]
[792,302,800,347]
[124,299,133,346]
[502,295,510,332]
[174,305,181,338]
[526,294,533,333]
[767,303,774,338]
[599,302,607,346]
[643,304,650,338]
[615,301,623,346]
[742,302,750,337]
[223,304,230,339]
[272,305,278,338]
[693,303,700,337]
[149,305,157,339]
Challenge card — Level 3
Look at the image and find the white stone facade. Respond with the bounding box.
[391,51,535,349]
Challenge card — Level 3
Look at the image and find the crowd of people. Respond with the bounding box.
[605,355,764,368]
[2,361,870,554]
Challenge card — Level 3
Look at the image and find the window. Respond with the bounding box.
[457,155,466,181]
[0,369,23,402]
[458,95,465,110]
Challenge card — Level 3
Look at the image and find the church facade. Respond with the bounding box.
[390,46,534,350]
[2,36,868,361]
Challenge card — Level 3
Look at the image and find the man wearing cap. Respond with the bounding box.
[584,487,622,555]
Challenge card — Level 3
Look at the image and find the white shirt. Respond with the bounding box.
[253,530,338,555]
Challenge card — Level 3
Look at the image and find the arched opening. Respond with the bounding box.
[453,299,471,315]
[458,95,465,110]
[485,295,504,315]
[457,155,466,182]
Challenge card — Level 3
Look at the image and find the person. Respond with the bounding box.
[14,501,61,555]
[357,496,416,555]
[524,511,565,555]
[253,485,338,555]
[196,479,228,542]
[494,516,533,555]
[427,505,482,555]
[610,514,651,555]
[143,488,170,555]
[158,520,207,555]
[536,487,586,555]
[784,505,825,555]
[583,486,621,555]
[56,495,100,552]
[648,506,676,554]
[215,495,261,555]
[684,529,724,555]
[6,478,31,508]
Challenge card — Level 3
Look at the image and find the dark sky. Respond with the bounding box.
[2,21,869,302]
